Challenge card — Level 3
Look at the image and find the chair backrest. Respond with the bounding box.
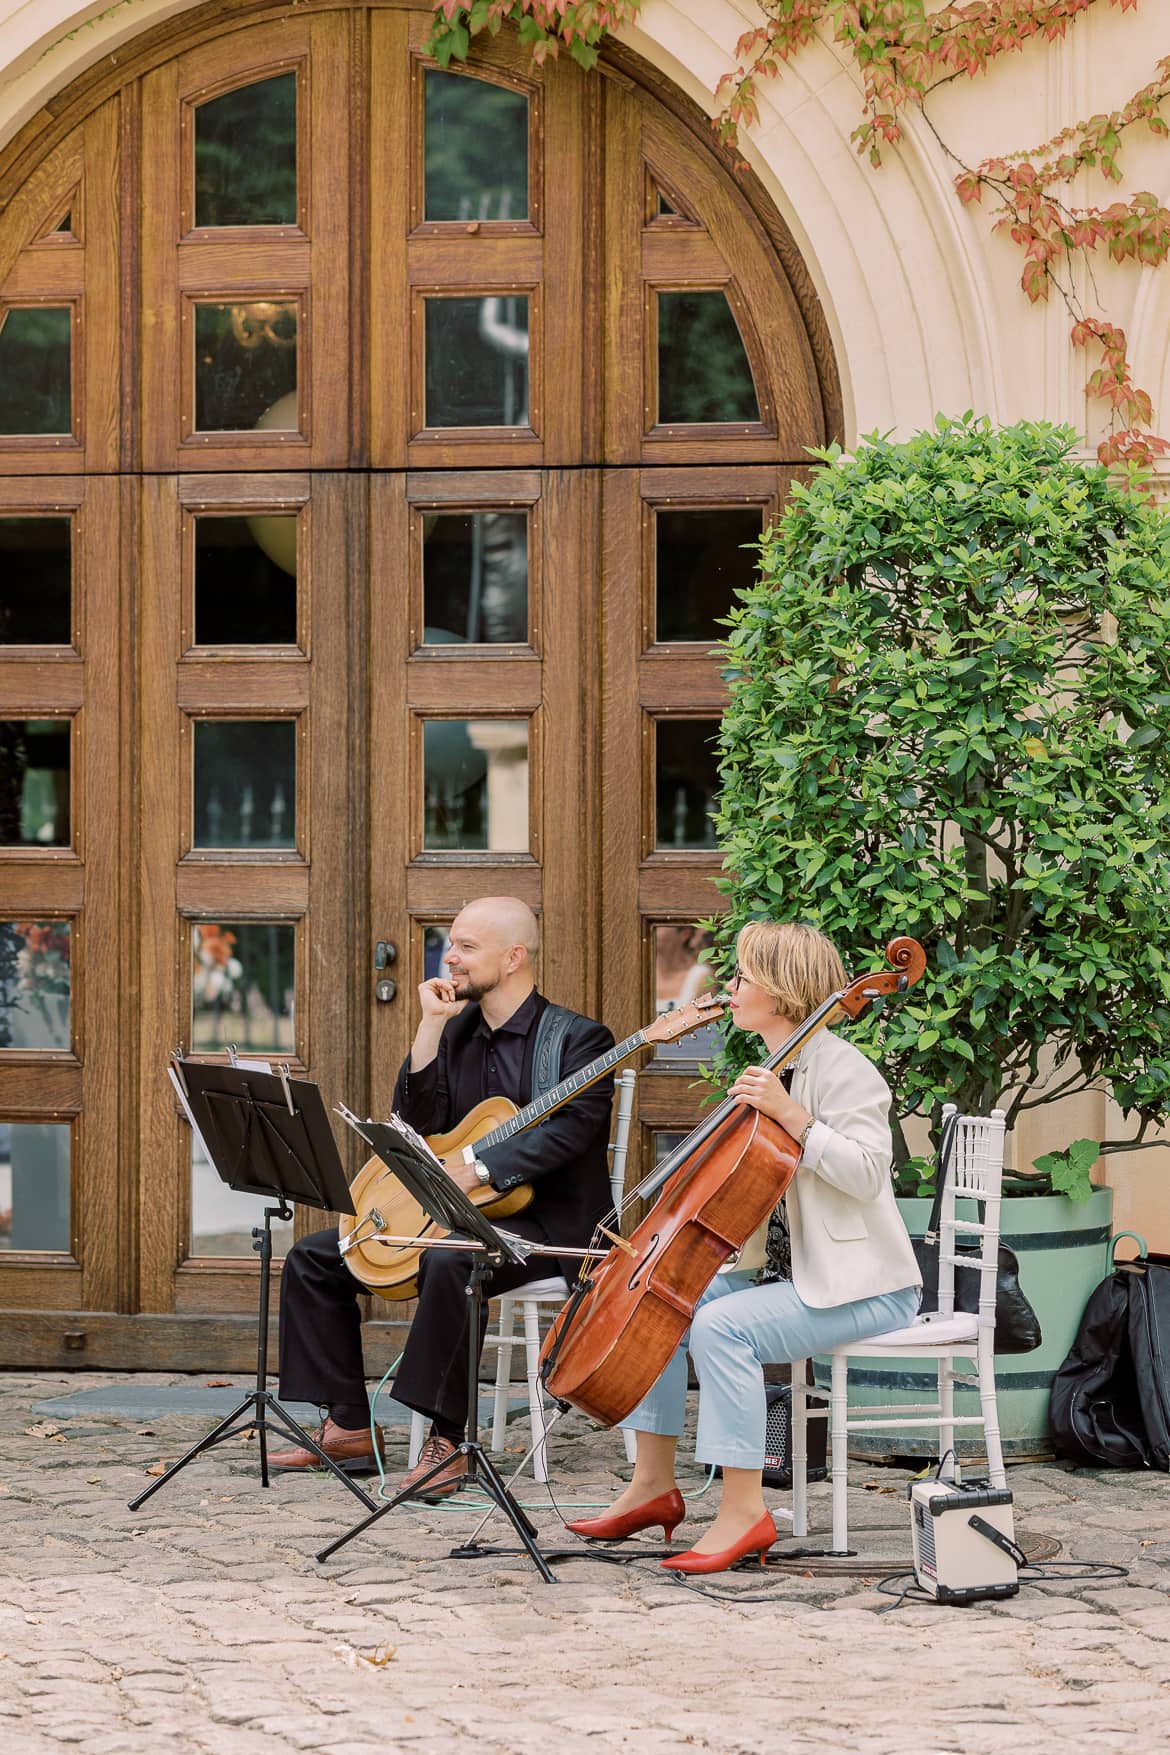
[609,1069,637,1219]
[935,1104,1007,1325]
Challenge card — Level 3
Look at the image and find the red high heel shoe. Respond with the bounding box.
[564,1487,686,1544]
[659,1511,777,1575]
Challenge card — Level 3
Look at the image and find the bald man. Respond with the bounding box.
[272,897,615,1498]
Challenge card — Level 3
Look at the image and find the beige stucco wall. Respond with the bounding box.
[0,0,1167,1242]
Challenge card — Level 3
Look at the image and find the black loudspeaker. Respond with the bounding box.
[714,1385,827,1488]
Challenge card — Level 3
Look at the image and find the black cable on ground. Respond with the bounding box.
[874,1559,1130,1614]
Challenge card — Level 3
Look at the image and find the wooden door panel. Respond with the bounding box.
[0,474,121,1320]
[140,15,351,471]
[137,472,357,1318]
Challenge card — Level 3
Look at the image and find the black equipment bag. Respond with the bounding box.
[913,1112,1042,1355]
[1049,1237,1170,1471]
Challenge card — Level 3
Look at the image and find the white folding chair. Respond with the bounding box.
[789,1106,1008,1552]
[408,1069,638,1481]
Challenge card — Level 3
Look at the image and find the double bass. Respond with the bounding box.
[539,937,926,1428]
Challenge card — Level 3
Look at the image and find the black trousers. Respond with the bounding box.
[277,1215,553,1433]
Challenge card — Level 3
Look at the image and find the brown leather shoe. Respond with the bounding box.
[398,1434,468,1501]
[269,1416,385,1475]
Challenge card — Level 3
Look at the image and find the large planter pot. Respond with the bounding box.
[814,1186,1115,1463]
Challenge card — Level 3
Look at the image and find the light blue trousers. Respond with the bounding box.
[620,1271,921,1471]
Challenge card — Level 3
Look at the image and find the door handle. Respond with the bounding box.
[374,939,398,971]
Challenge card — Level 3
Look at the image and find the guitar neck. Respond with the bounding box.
[477,1029,648,1150]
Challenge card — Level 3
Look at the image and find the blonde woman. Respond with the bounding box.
[566,921,921,1575]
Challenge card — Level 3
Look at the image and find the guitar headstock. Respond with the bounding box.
[643,991,726,1045]
[836,937,927,1019]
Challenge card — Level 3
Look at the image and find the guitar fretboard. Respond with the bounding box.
[477,1029,648,1150]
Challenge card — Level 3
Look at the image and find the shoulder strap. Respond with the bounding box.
[531,1003,576,1099]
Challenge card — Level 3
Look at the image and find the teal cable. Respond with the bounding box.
[367,1363,719,1511]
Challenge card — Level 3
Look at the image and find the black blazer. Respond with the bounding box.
[393,994,616,1278]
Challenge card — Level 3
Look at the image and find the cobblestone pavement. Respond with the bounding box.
[1,1370,1168,1755]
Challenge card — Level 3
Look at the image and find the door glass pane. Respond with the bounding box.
[194,301,298,432]
[0,1121,70,1251]
[422,512,527,644]
[424,69,528,222]
[424,924,452,979]
[654,1130,687,1164]
[425,297,529,428]
[194,515,297,646]
[193,720,296,848]
[194,73,297,228]
[657,292,758,425]
[652,925,720,1063]
[0,921,71,1050]
[192,921,294,1053]
[655,507,763,643]
[0,719,70,845]
[191,1130,292,1258]
[0,307,72,435]
[0,518,71,644]
[423,719,528,850]
[655,719,719,849]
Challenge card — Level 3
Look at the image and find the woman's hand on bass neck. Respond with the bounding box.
[729,1065,812,1143]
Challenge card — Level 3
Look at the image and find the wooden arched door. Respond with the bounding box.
[0,5,838,1366]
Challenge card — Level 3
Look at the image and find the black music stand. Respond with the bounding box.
[128,1058,376,1515]
[316,1108,560,1583]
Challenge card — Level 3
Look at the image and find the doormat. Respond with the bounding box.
[30,1385,527,1427]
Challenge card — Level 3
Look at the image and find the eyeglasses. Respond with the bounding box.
[731,963,745,991]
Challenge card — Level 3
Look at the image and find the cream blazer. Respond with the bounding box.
[731,1027,921,1309]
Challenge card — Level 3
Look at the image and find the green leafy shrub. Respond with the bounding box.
[709,415,1170,1185]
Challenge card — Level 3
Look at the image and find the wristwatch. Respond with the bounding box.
[796,1118,815,1152]
[472,1159,493,1187]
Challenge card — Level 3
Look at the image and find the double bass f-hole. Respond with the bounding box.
[628,1233,660,1291]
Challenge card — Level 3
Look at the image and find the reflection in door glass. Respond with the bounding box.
[655,719,720,849]
[0,921,71,1050]
[0,518,71,644]
[194,73,297,228]
[425,297,529,428]
[424,70,528,222]
[0,307,72,435]
[194,301,298,432]
[194,515,297,645]
[655,507,763,644]
[193,720,296,848]
[0,1121,70,1251]
[0,720,70,845]
[190,1130,292,1258]
[657,291,758,425]
[423,719,528,850]
[654,1130,688,1165]
[191,921,294,1053]
[652,924,721,1063]
[422,512,527,644]
[424,924,452,980]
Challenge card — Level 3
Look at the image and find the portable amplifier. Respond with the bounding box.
[909,1478,1023,1604]
[715,1385,826,1488]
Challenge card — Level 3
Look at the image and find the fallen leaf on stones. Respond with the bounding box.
[110,1666,124,1682]
[135,1428,156,1437]
[144,1460,177,1477]
[24,1422,65,1442]
[206,1379,231,1388]
[334,1643,396,1669]
[239,1428,257,1444]
[86,1476,101,1485]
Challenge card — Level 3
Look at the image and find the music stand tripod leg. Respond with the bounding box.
[129,1205,377,1516]
[317,1255,557,1583]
